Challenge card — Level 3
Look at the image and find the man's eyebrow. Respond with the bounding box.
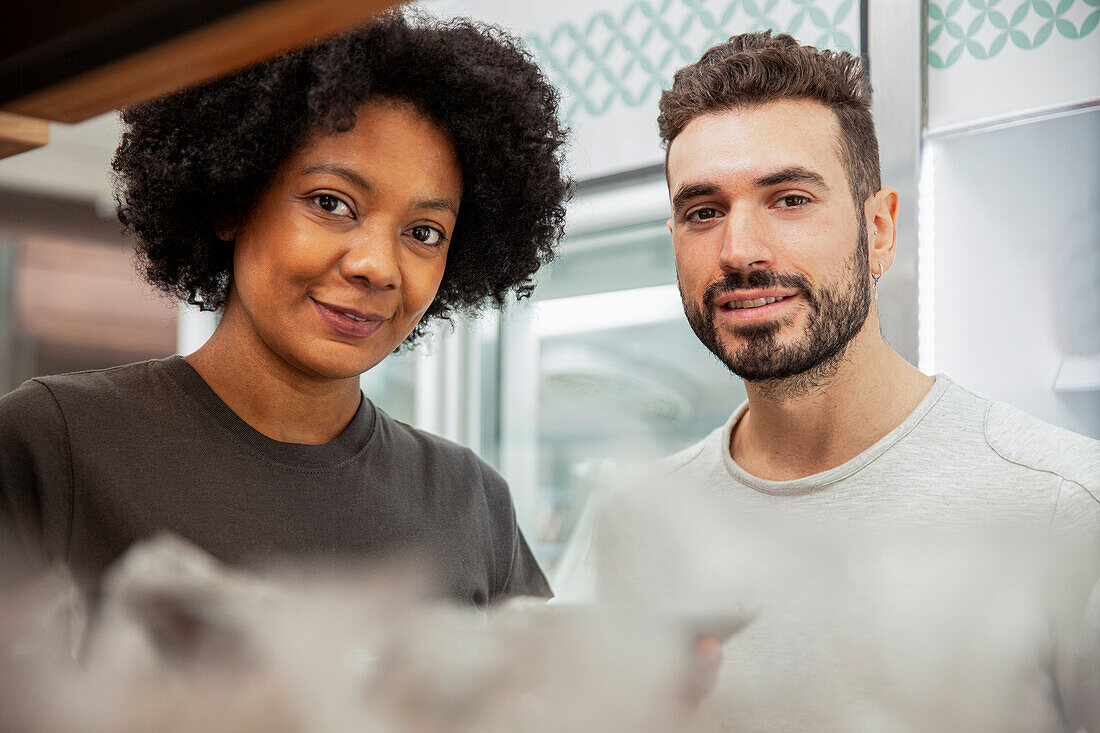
[671,182,721,215]
[302,164,372,192]
[753,166,829,190]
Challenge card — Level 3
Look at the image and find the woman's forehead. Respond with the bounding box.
[286,101,463,203]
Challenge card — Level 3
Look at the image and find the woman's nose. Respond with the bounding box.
[339,226,401,290]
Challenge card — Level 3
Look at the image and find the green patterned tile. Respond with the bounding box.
[928,0,1100,68]
[525,0,858,119]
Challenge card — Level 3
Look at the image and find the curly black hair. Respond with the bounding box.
[113,12,572,342]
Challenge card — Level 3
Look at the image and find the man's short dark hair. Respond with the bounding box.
[658,31,880,206]
[113,13,572,343]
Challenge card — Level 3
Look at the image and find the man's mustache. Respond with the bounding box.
[702,270,813,308]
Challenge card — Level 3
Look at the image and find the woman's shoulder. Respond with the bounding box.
[0,358,180,435]
[25,358,173,399]
[372,406,496,475]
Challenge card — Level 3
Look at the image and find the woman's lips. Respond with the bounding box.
[312,299,386,339]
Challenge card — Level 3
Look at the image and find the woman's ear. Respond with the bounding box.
[214,221,237,242]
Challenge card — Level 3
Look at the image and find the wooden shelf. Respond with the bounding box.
[0,0,398,159]
[0,112,49,158]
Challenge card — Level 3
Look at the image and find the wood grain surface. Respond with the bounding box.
[1,0,399,125]
[0,112,50,158]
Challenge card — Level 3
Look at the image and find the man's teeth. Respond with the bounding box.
[341,311,369,322]
[727,296,787,310]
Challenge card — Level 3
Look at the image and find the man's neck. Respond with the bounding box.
[730,322,934,481]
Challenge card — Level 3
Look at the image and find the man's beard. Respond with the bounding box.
[681,224,872,396]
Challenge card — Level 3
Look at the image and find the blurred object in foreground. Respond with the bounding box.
[580,482,1100,733]
[0,533,728,733]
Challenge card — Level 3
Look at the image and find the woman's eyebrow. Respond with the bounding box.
[302,164,456,215]
[302,164,372,192]
[414,198,459,217]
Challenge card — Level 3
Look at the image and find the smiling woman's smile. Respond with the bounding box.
[311,298,387,339]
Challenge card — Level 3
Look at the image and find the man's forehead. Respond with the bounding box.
[666,99,846,188]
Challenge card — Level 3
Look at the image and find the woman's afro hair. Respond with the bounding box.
[113,12,572,342]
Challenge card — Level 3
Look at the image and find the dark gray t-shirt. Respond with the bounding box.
[0,357,550,605]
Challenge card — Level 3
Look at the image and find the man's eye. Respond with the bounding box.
[776,195,810,208]
[409,225,445,246]
[687,207,720,222]
[313,194,353,217]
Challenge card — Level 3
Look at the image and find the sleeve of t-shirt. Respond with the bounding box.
[477,459,552,602]
[0,379,74,574]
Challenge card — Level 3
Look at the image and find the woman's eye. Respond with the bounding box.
[409,225,445,246]
[313,194,353,217]
[687,207,720,222]
[776,195,810,208]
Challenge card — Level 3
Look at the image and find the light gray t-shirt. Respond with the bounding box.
[557,376,1100,732]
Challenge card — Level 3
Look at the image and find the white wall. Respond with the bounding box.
[929,107,1100,439]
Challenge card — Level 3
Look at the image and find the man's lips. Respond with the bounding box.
[712,291,799,322]
[312,298,387,339]
[712,290,799,310]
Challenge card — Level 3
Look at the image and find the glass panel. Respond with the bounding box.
[359,348,419,427]
[498,221,746,574]
[533,222,677,300]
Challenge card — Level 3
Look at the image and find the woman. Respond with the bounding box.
[0,14,570,607]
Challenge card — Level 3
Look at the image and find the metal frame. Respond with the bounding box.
[867,0,927,365]
[0,238,14,392]
[924,98,1100,141]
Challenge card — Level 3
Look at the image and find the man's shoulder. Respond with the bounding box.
[656,435,710,474]
[935,377,1099,496]
[981,397,1100,496]
[652,421,729,479]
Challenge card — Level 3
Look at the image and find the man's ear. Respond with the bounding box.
[865,187,899,275]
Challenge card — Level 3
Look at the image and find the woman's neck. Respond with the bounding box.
[184,308,361,445]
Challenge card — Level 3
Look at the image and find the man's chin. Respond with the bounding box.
[714,338,818,383]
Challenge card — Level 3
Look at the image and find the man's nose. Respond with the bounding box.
[718,207,774,273]
[339,225,401,290]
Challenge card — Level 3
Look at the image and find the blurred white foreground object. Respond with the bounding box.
[1,533,741,733]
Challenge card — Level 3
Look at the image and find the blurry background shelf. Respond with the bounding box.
[1054,355,1100,393]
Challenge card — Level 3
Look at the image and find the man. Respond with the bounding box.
[561,31,1099,732]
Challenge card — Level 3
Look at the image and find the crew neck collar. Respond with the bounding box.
[719,375,952,496]
[160,355,377,470]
